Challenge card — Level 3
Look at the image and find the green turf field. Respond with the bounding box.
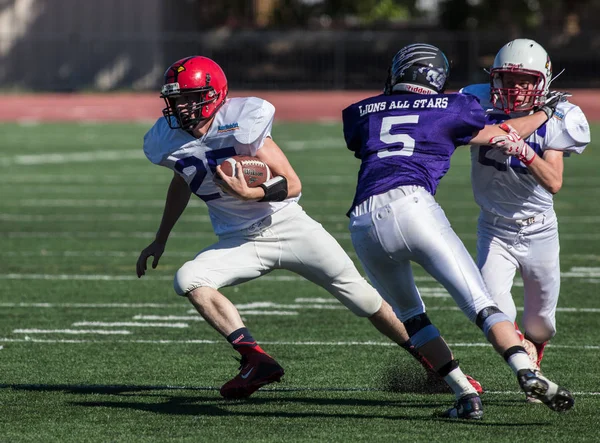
[1,122,599,442]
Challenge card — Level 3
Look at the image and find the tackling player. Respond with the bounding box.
[136,55,463,400]
[342,43,575,419]
[462,39,590,400]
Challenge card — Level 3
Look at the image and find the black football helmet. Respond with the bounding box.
[384,44,450,95]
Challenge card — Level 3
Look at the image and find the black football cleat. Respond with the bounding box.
[440,393,484,420]
[517,369,574,412]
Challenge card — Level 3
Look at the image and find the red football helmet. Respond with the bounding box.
[160,56,228,130]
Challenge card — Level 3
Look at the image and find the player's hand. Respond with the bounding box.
[136,241,166,278]
[489,123,537,166]
[535,91,571,120]
[215,163,263,201]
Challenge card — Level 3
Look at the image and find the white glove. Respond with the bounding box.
[488,123,537,166]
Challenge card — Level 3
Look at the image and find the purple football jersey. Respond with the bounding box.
[342,93,486,212]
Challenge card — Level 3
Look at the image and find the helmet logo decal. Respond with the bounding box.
[418,66,447,91]
[161,82,181,96]
[176,65,186,73]
[545,55,552,77]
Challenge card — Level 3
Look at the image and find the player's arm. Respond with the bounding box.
[488,124,564,194]
[136,172,191,277]
[256,137,302,197]
[524,149,564,194]
[469,111,548,145]
[155,172,192,243]
[216,137,302,201]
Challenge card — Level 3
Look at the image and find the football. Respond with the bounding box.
[219,155,271,187]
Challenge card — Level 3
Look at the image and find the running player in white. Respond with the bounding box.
[463,39,590,397]
[136,55,458,400]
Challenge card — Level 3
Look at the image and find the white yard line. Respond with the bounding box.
[133,315,205,321]
[237,310,298,316]
[1,301,599,313]
[71,322,189,328]
[2,251,194,258]
[232,302,345,310]
[0,150,143,166]
[132,313,301,319]
[3,199,176,208]
[12,329,131,335]
[294,297,339,304]
[5,172,600,185]
[3,250,600,263]
[4,230,600,241]
[0,337,597,350]
[5,212,600,225]
[0,302,185,308]
[3,231,215,239]
[0,198,477,209]
[2,270,599,284]
[0,274,311,282]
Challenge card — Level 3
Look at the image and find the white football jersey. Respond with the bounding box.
[143,97,300,236]
[462,83,590,219]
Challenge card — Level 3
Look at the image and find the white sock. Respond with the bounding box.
[444,367,478,400]
[507,351,535,375]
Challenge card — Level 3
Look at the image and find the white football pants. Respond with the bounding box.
[174,202,382,317]
[349,187,496,323]
[476,209,559,343]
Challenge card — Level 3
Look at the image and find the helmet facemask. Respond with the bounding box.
[161,83,219,131]
[491,68,546,114]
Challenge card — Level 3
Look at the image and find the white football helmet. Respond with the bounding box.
[490,39,552,113]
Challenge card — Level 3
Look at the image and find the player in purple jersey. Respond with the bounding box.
[342,43,574,419]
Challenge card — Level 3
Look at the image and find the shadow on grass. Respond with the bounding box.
[0,383,550,426]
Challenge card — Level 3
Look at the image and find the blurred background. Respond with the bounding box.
[1,0,597,92]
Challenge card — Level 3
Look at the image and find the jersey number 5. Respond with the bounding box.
[377,115,419,158]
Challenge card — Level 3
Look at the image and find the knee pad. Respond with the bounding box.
[173,261,215,296]
[476,305,511,338]
[404,313,440,348]
[523,316,556,343]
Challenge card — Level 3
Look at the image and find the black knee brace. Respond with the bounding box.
[404,313,440,348]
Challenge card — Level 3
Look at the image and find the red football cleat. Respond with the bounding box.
[220,352,284,399]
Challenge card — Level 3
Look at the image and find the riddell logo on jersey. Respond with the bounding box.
[218,122,240,133]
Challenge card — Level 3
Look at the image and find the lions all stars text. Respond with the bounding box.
[358,97,449,117]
